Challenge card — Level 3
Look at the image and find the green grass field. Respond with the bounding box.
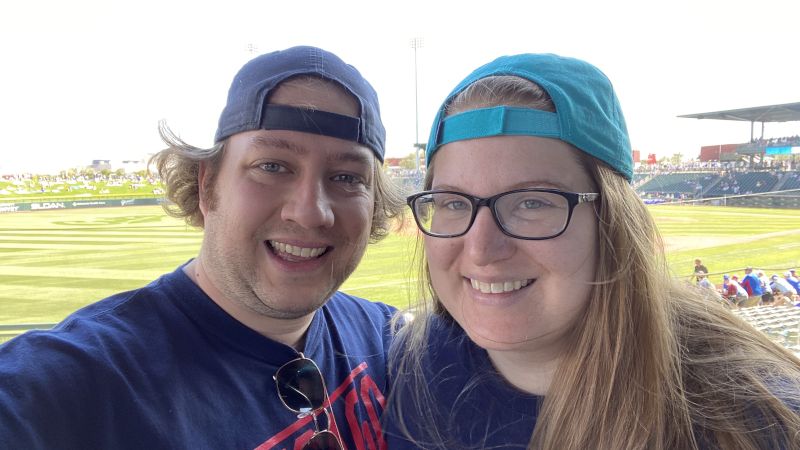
[0,204,798,326]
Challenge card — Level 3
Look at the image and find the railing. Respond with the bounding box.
[0,324,57,344]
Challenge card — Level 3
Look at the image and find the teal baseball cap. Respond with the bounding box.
[426,53,633,180]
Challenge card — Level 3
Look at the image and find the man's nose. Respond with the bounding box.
[281,177,335,229]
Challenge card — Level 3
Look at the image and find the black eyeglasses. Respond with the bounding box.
[407,188,599,240]
[274,354,343,450]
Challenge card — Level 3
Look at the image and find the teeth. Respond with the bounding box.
[470,278,531,294]
[269,241,326,259]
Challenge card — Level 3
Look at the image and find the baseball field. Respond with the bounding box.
[0,204,798,326]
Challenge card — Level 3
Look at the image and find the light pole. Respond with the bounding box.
[410,37,424,173]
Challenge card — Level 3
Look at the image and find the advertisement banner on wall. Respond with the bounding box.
[0,198,162,214]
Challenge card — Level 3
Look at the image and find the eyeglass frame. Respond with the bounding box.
[273,353,343,450]
[406,188,600,240]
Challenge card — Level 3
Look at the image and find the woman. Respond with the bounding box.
[386,53,800,449]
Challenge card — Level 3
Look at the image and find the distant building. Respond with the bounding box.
[87,158,148,174]
[90,160,112,171]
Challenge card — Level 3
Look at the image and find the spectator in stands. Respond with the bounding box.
[740,267,764,307]
[720,273,732,297]
[696,271,716,291]
[384,52,800,449]
[786,270,800,294]
[771,274,799,302]
[758,270,774,304]
[0,46,405,449]
[693,258,708,277]
[726,274,749,307]
[772,290,795,307]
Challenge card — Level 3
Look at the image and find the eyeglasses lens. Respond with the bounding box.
[275,358,326,413]
[304,430,343,450]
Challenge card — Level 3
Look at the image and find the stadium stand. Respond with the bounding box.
[704,171,781,196]
[638,172,719,197]
[733,305,800,356]
[631,172,650,187]
[781,171,800,190]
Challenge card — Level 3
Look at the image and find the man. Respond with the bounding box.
[739,266,764,307]
[695,271,715,291]
[693,258,708,275]
[692,258,708,283]
[756,270,774,304]
[0,46,404,449]
[786,270,800,294]
[725,274,748,307]
[771,274,798,302]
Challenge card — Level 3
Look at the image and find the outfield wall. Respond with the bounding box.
[700,195,800,209]
[0,197,163,213]
[729,195,800,209]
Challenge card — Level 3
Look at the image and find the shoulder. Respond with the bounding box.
[386,314,540,449]
[314,292,399,359]
[0,268,187,395]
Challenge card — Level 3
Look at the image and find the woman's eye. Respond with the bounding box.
[258,162,284,173]
[521,199,546,209]
[444,200,468,211]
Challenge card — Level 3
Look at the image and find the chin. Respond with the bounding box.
[460,322,538,350]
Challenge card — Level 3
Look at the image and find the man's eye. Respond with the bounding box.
[332,174,365,185]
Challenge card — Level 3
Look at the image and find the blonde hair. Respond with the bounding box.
[388,76,800,449]
[148,76,405,241]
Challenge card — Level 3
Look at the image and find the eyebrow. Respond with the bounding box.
[433,180,575,192]
[247,134,374,167]
[327,149,373,167]
[248,135,307,155]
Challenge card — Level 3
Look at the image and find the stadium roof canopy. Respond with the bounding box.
[678,102,800,123]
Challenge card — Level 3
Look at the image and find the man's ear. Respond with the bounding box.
[198,161,210,217]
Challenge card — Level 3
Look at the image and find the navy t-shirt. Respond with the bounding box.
[0,263,395,449]
[385,317,800,449]
[385,316,541,450]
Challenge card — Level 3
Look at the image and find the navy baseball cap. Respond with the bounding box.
[426,53,633,180]
[215,46,386,162]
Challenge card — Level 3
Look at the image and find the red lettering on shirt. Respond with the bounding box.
[255,362,387,450]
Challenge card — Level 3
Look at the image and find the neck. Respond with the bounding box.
[183,259,313,350]
[486,347,562,395]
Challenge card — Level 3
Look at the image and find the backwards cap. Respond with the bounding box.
[426,53,632,180]
[215,46,386,161]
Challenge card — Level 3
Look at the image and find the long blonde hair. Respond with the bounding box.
[389,76,800,449]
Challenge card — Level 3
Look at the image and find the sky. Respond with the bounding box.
[1,0,799,174]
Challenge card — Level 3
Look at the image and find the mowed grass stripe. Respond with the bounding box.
[0,230,201,238]
[0,266,174,281]
[1,204,799,324]
[1,283,149,324]
[340,233,418,307]
[6,244,200,271]
[653,205,800,277]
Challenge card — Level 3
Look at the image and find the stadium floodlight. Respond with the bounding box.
[411,37,424,173]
